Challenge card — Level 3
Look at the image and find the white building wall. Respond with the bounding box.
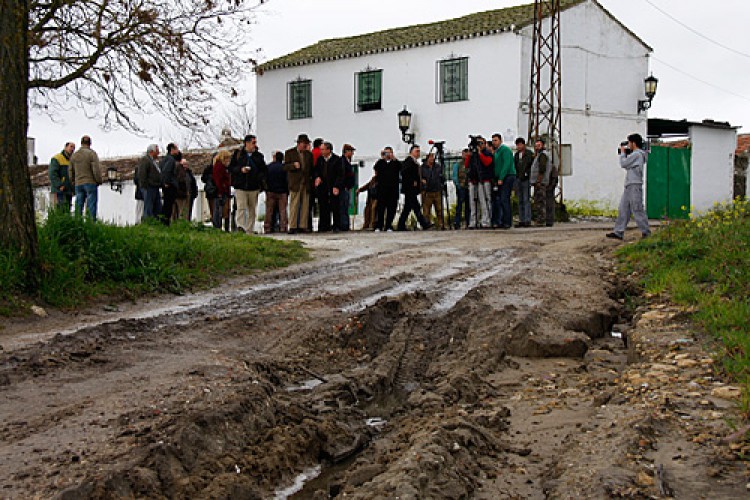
[516,0,650,206]
[257,0,652,209]
[689,126,736,213]
[257,34,523,160]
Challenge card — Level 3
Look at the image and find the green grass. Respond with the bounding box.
[566,199,618,218]
[617,199,750,415]
[0,212,309,313]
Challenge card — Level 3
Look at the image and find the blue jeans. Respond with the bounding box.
[142,187,162,219]
[516,178,531,224]
[499,175,516,228]
[454,186,470,228]
[75,183,99,221]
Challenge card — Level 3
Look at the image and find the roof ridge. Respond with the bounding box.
[257,0,586,72]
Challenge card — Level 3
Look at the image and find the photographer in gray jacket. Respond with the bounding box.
[607,133,651,240]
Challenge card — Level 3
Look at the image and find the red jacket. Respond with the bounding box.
[212,159,231,196]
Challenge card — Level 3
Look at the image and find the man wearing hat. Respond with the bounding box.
[283,134,314,234]
[229,134,267,233]
[339,144,356,231]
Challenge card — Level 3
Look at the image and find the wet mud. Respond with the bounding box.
[0,226,746,498]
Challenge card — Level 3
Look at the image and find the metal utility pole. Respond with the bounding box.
[528,0,563,201]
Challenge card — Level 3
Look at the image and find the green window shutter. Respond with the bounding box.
[288,80,312,120]
[440,57,468,103]
[357,70,382,111]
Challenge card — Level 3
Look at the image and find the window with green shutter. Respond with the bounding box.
[356,69,382,112]
[288,79,312,120]
[438,57,468,103]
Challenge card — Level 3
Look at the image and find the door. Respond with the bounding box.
[647,145,691,219]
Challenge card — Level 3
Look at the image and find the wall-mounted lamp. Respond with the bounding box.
[107,166,123,194]
[398,106,416,145]
[638,74,659,114]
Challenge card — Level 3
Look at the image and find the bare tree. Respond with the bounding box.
[0,0,268,278]
[190,102,256,148]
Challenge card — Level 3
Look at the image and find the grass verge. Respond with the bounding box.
[617,199,750,415]
[0,212,308,314]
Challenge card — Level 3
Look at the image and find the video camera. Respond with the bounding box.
[468,135,482,152]
[619,141,632,156]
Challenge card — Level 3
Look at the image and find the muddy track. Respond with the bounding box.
[1,226,746,499]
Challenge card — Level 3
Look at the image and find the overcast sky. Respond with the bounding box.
[28,0,750,161]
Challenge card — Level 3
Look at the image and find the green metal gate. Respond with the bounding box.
[646,145,691,220]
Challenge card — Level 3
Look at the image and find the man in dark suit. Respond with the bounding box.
[283,134,314,234]
[397,144,432,231]
[136,144,162,220]
[372,146,401,232]
[313,141,344,232]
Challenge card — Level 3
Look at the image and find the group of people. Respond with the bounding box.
[47,132,559,233]
[135,142,199,224]
[199,134,357,234]
[356,134,558,232]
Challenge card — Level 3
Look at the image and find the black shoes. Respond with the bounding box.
[606,232,624,240]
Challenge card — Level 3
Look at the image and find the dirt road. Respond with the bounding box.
[1,225,746,498]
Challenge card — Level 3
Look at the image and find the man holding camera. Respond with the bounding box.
[607,133,651,240]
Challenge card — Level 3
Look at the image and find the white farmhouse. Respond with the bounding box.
[256,0,652,210]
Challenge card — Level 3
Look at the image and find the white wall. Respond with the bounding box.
[518,0,650,206]
[257,33,523,159]
[257,0,652,208]
[689,126,736,212]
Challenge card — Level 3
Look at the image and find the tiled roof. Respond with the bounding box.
[258,0,586,72]
[737,134,750,156]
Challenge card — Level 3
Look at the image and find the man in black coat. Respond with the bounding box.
[372,146,401,232]
[229,134,267,233]
[312,141,343,232]
[159,142,180,225]
[397,144,432,231]
[136,143,162,220]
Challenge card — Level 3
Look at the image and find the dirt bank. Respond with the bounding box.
[1,224,746,498]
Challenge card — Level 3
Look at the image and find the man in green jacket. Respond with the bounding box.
[492,133,516,229]
[48,142,75,211]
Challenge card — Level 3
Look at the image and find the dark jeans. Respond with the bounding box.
[161,185,178,225]
[397,193,430,229]
[74,183,98,221]
[516,178,531,224]
[375,194,398,231]
[339,188,351,231]
[499,175,516,228]
[454,186,470,229]
[55,190,73,212]
[491,186,501,227]
[142,187,162,219]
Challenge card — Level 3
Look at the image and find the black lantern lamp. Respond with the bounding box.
[398,106,415,145]
[107,166,123,193]
[638,74,659,114]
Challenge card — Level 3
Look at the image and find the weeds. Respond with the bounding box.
[0,213,308,312]
[618,198,750,415]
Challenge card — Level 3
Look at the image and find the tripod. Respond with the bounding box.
[428,142,450,230]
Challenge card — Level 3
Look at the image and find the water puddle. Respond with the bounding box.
[286,379,324,392]
[274,465,322,499]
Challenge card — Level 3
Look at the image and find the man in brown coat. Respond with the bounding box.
[283,134,313,234]
[70,135,103,221]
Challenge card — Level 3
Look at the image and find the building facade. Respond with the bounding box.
[256,0,652,210]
